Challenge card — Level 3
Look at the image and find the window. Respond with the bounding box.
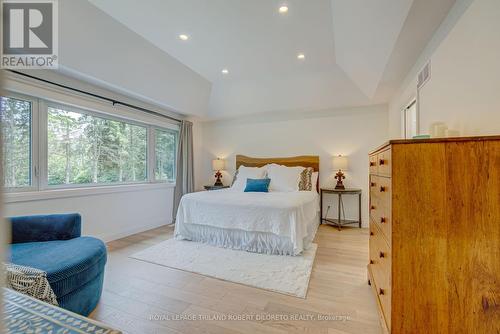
[155,128,177,181]
[47,106,147,186]
[1,96,33,189]
[401,100,418,139]
[1,91,178,193]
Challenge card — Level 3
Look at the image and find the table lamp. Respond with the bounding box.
[333,155,348,189]
[212,158,225,186]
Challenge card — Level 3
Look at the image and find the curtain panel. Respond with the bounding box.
[173,120,194,221]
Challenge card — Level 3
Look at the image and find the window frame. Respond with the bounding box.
[401,98,418,139]
[152,126,178,183]
[1,92,39,193]
[2,90,179,194]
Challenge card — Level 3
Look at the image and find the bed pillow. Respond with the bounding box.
[266,164,305,192]
[298,167,314,191]
[244,178,271,192]
[231,166,267,191]
[310,172,319,192]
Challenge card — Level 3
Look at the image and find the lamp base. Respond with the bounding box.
[214,171,223,186]
[334,170,346,189]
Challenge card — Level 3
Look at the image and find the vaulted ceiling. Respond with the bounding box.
[83,0,455,119]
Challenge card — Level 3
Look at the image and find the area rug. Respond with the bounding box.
[130,239,317,298]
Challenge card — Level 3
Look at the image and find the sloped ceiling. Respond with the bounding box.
[80,0,455,119]
[331,0,413,98]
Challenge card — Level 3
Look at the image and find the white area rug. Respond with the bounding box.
[130,239,318,298]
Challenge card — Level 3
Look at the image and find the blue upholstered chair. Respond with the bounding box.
[8,213,107,316]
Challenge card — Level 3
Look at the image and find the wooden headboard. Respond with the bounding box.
[235,155,320,191]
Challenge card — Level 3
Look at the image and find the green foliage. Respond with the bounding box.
[47,107,147,185]
[1,97,31,188]
[155,128,176,181]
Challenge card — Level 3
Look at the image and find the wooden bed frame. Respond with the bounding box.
[235,155,320,191]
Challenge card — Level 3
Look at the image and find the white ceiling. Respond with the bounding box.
[88,0,455,119]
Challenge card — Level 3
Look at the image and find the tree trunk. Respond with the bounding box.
[129,127,136,181]
[65,119,71,184]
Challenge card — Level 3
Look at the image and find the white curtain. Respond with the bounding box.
[173,120,194,222]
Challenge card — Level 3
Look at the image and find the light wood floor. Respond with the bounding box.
[89,225,382,334]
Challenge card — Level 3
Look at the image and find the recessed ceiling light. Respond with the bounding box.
[221,69,229,74]
[297,53,305,60]
[279,6,288,14]
[179,34,189,41]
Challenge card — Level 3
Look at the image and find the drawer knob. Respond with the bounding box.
[370,205,375,210]
[371,182,376,187]
[379,251,385,258]
[380,186,386,192]
[370,260,374,264]
[380,217,386,223]
[379,159,385,165]
[379,288,385,295]
[369,161,375,167]
[370,231,374,236]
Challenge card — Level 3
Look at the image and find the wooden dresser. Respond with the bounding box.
[367,136,500,334]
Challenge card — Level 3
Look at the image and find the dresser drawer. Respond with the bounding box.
[377,148,392,176]
[369,154,378,174]
[369,175,380,201]
[369,223,392,330]
[373,204,392,246]
[369,195,378,223]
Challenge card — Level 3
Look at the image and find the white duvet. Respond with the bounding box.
[174,189,319,253]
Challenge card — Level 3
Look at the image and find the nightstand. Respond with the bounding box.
[204,185,230,191]
[320,188,362,230]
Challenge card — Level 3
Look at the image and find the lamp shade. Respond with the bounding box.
[212,158,225,171]
[332,155,348,171]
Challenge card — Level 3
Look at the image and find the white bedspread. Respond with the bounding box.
[174,189,319,253]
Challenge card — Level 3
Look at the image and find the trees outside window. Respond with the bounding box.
[1,93,178,192]
[47,107,147,186]
[155,128,177,181]
[0,97,32,188]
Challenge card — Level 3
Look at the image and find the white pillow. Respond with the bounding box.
[310,172,319,192]
[266,164,305,192]
[231,166,267,191]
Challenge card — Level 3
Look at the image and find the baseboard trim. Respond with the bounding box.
[100,220,172,243]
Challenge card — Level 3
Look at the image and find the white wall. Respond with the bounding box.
[197,105,388,227]
[389,0,500,138]
[4,186,173,242]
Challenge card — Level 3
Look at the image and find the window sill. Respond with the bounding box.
[4,182,176,203]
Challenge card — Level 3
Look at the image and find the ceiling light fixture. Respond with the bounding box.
[279,6,288,14]
[221,69,229,74]
[297,53,305,60]
[179,34,189,41]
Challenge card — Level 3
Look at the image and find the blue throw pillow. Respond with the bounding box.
[244,178,271,192]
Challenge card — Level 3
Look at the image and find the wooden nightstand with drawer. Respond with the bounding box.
[367,136,500,334]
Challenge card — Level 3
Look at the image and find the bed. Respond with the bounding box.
[174,155,320,256]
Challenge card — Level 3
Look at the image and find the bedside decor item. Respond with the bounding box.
[212,158,225,186]
[332,155,348,189]
[244,178,271,192]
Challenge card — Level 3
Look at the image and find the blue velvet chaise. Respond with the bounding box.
[8,213,107,316]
